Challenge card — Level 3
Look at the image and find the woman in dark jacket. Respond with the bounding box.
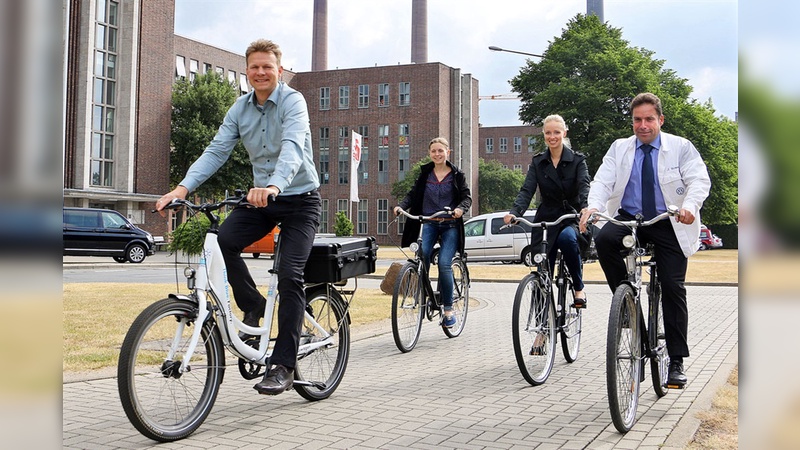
[504,114,590,307]
[395,137,472,327]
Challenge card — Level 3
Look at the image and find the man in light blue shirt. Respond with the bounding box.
[157,39,320,396]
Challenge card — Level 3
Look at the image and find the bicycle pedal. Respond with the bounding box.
[666,382,686,390]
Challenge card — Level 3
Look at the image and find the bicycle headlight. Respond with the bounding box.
[183,267,196,279]
[622,235,636,249]
[409,242,419,253]
[533,253,545,264]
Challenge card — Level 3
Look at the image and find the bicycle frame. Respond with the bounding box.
[169,200,335,373]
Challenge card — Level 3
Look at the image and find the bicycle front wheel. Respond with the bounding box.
[117,297,225,442]
[560,275,582,363]
[648,276,669,398]
[294,286,350,401]
[607,283,642,433]
[391,262,425,352]
[443,257,469,338]
[512,273,556,386]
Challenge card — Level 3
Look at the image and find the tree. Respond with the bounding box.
[510,14,737,224]
[171,72,252,200]
[478,159,526,214]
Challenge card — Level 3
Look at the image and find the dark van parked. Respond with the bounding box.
[63,207,156,263]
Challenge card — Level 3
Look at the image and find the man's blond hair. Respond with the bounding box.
[246,39,282,66]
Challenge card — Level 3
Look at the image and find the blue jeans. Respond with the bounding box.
[421,221,459,308]
[548,226,585,292]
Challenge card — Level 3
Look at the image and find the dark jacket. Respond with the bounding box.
[510,146,590,254]
[398,160,472,250]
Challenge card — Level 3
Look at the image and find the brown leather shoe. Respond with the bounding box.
[254,364,293,395]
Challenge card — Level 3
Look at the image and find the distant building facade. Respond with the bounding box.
[478,125,543,173]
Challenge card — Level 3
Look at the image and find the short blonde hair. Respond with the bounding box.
[246,39,282,66]
[542,114,568,131]
[428,137,450,149]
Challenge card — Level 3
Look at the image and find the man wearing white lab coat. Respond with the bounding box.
[580,92,711,388]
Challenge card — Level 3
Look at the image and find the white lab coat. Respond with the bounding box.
[587,132,711,258]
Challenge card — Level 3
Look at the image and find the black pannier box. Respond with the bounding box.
[304,236,378,283]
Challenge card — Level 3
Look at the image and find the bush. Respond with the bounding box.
[334,211,354,237]
[167,211,229,255]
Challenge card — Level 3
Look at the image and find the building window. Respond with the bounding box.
[485,138,494,154]
[227,70,236,87]
[189,59,198,81]
[239,73,249,93]
[203,63,212,74]
[91,0,119,187]
[513,164,523,172]
[398,215,406,235]
[514,136,522,153]
[358,84,369,108]
[215,66,224,76]
[357,200,368,235]
[398,124,410,181]
[378,83,389,107]
[338,126,349,184]
[378,124,389,184]
[399,82,410,106]
[338,86,350,109]
[499,137,508,153]
[319,127,330,185]
[320,87,330,110]
[319,199,329,234]
[337,199,348,215]
[176,55,186,79]
[358,125,369,185]
[377,199,388,235]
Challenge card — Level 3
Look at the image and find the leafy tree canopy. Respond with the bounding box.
[477,159,527,214]
[511,13,737,224]
[171,72,252,200]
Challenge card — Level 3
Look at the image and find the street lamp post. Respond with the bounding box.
[488,46,544,58]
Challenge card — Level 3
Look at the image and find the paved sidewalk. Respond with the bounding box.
[63,283,737,449]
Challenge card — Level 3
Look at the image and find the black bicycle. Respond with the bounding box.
[589,206,678,433]
[504,213,584,385]
[391,208,470,353]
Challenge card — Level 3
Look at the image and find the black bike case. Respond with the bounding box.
[303,236,378,283]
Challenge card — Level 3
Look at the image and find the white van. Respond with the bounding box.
[432,210,538,265]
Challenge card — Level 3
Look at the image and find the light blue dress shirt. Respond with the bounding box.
[621,135,667,216]
[179,82,320,196]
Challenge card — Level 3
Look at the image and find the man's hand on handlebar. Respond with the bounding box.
[247,186,280,208]
[155,186,189,217]
[675,208,695,225]
[579,208,598,233]
[503,213,517,225]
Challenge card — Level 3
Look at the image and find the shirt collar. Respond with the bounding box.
[248,82,283,109]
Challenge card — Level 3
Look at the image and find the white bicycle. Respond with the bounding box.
[117,194,354,442]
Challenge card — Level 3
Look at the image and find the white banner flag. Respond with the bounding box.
[350,131,362,202]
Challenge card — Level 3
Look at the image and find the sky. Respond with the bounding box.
[174,0,737,127]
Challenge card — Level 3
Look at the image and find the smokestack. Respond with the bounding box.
[587,0,604,23]
[312,0,327,71]
[411,0,427,63]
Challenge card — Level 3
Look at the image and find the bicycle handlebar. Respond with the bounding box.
[589,205,679,228]
[500,212,581,231]
[395,207,454,222]
[163,195,254,213]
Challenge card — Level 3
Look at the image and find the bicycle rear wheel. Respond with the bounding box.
[512,273,556,386]
[559,275,582,363]
[391,262,425,352]
[648,274,669,398]
[294,286,350,401]
[443,257,469,338]
[118,297,225,442]
[607,283,642,433]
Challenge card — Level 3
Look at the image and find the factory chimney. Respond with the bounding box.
[587,0,604,23]
[411,0,427,63]
[312,0,328,71]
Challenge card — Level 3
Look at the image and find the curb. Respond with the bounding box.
[662,343,738,449]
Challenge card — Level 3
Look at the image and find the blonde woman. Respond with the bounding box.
[504,114,590,308]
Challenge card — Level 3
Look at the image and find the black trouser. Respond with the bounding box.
[594,212,690,359]
[217,190,321,369]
